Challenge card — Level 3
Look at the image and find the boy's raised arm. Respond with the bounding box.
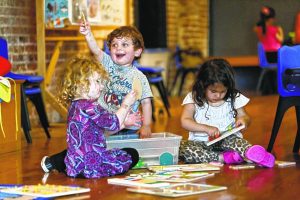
[79,22,104,62]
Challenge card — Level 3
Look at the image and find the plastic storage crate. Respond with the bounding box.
[106,132,182,166]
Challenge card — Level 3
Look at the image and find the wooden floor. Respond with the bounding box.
[1,95,300,200]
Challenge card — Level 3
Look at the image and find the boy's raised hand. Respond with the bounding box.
[79,21,91,36]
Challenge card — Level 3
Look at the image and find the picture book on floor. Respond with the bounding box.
[128,171,215,183]
[0,184,90,198]
[127,183,227,197]
[206,124,245,146]
[0,184,34,200]
[107,176,170,188]
[148,163,221,173]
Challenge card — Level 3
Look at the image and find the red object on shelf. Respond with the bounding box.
[0,56,11,76]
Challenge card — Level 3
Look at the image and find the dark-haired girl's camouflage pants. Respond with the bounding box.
[179,135,252,163]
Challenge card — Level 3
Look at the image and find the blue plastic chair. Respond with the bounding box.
[103,42,171,118]
[169,46,201,96]
[0,37,50,143]
[256,42,277,94]
[267,45,300,153]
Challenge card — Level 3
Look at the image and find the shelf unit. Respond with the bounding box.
[35,0,131,120]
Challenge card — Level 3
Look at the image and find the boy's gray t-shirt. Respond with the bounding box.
[98,53,153,114]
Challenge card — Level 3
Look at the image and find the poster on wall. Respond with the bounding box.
[98,0,126,25]
[68,0,88,24]
[45,0,69,28]
[45,0,127,28]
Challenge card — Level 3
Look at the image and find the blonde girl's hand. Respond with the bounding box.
[122,90,137,107]
[79,21,91,36]
[124,111,142,127]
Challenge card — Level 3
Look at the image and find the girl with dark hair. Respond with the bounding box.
[179,59,275,168]
[254,6,284,63]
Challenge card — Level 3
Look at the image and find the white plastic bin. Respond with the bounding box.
[106,132,182,166]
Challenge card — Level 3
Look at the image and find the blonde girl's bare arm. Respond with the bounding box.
[79,22,104,63]
[276,26,284,43]
[235,107,251,129]
[181,103,219,137]
[115,91,138,130]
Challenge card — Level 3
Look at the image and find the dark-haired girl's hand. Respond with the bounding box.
[235,117,249,130]
[205,125,220,140]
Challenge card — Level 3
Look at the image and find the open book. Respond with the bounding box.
[107,176,170,188]
[148,163,221,172]
[128,171,214,183]
[205,124,245,146]
[127,183,227,197]
[0,184,90,198]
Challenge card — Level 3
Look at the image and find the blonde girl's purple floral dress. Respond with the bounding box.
[64,100,132,178]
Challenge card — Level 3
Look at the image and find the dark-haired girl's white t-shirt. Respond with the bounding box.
[182,92,249,142]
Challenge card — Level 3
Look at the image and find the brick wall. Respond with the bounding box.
[0,0,37,73]
[166,0,209,56]
[166,0,209,94]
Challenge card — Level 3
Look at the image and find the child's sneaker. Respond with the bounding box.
[41,156,54,173]
[223,151,244,164]
[245,145,275,168]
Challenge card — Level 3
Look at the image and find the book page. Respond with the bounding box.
[128,171,214,183]
[107,177,170,188]
[148,163,221,172]
[0,184,90,198]
[127,183,227,197]
[206,124,245,146]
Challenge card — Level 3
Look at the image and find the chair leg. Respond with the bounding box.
[161,80,171,108]
[20,86,32,143]
[178,70,188,96]
[154,81,171,117]
[267,97,293,152]
[169,69,181,96]
[293,105,300,153]
[28,93,51,139]
[256,68,267,94]
[158,77,170,108]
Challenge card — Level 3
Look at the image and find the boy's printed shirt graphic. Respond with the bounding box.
[99,53,153,114]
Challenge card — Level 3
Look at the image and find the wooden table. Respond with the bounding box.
[208,56,259,67]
